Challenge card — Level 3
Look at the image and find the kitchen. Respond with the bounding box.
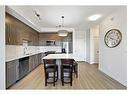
[5,10,73,88]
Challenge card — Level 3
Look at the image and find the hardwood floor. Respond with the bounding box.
[9,62,127,89]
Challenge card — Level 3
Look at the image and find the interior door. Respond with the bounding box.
[91,37,99,63]
[74,39,85,61]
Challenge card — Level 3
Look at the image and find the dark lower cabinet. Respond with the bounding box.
[6,53,43,88]
[38,53,42,64]
[29,54,42,72]
[29,55,34,72]
[6,59,19,88]
[29,56,32,72]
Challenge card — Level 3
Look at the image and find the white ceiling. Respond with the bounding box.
[6,6,123,32]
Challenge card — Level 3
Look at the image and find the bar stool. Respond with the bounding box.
[61,59,74,86]
[43,59,58,86]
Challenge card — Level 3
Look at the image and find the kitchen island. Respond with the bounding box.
[43,54,77,79]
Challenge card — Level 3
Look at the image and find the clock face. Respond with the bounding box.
[104,29,122,48]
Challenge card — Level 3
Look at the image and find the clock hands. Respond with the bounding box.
[109,37,116,40]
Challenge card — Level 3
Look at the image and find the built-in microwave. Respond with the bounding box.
[46,40,55,46]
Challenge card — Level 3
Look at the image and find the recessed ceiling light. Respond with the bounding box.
[88,14,101,21]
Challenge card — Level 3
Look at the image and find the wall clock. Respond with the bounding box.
[104,29,122,48]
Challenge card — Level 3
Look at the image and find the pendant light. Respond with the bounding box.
[58,16,68,36]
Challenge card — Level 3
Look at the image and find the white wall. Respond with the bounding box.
[99,7,127,87]
[73,29,86,61]
[0,6,5,89]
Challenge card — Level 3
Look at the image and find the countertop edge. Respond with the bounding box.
[6,52,44,62]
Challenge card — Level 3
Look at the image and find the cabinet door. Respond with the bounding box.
[6,60,19,88]
[33,55,37,68]
[36,54,39,66]
[29,54,43,73]
[11,25,18,45]
[38,54,40,65]
[33,33,36,46]
[6,23,10,44]
[22,29,29,41]
[35,32,39,46]
[32,32,39,46]
[6,23,18,45]
[38,53,42,65]
[16,30,23,45]
[6,23,13,45]
[29,55,36,71]
[29,56,33,72]
[28,31,34,46]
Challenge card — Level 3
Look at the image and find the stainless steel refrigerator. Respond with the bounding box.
[61,42,73,53]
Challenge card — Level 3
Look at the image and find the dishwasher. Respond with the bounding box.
[19,57,29,79]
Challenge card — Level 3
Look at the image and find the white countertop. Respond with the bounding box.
[6,52,42,62]
[43,54,78,60]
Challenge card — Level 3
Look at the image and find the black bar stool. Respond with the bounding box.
[61,59,74,86]
[43,59,58,86]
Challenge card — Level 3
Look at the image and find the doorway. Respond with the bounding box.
[86,25,99,64]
